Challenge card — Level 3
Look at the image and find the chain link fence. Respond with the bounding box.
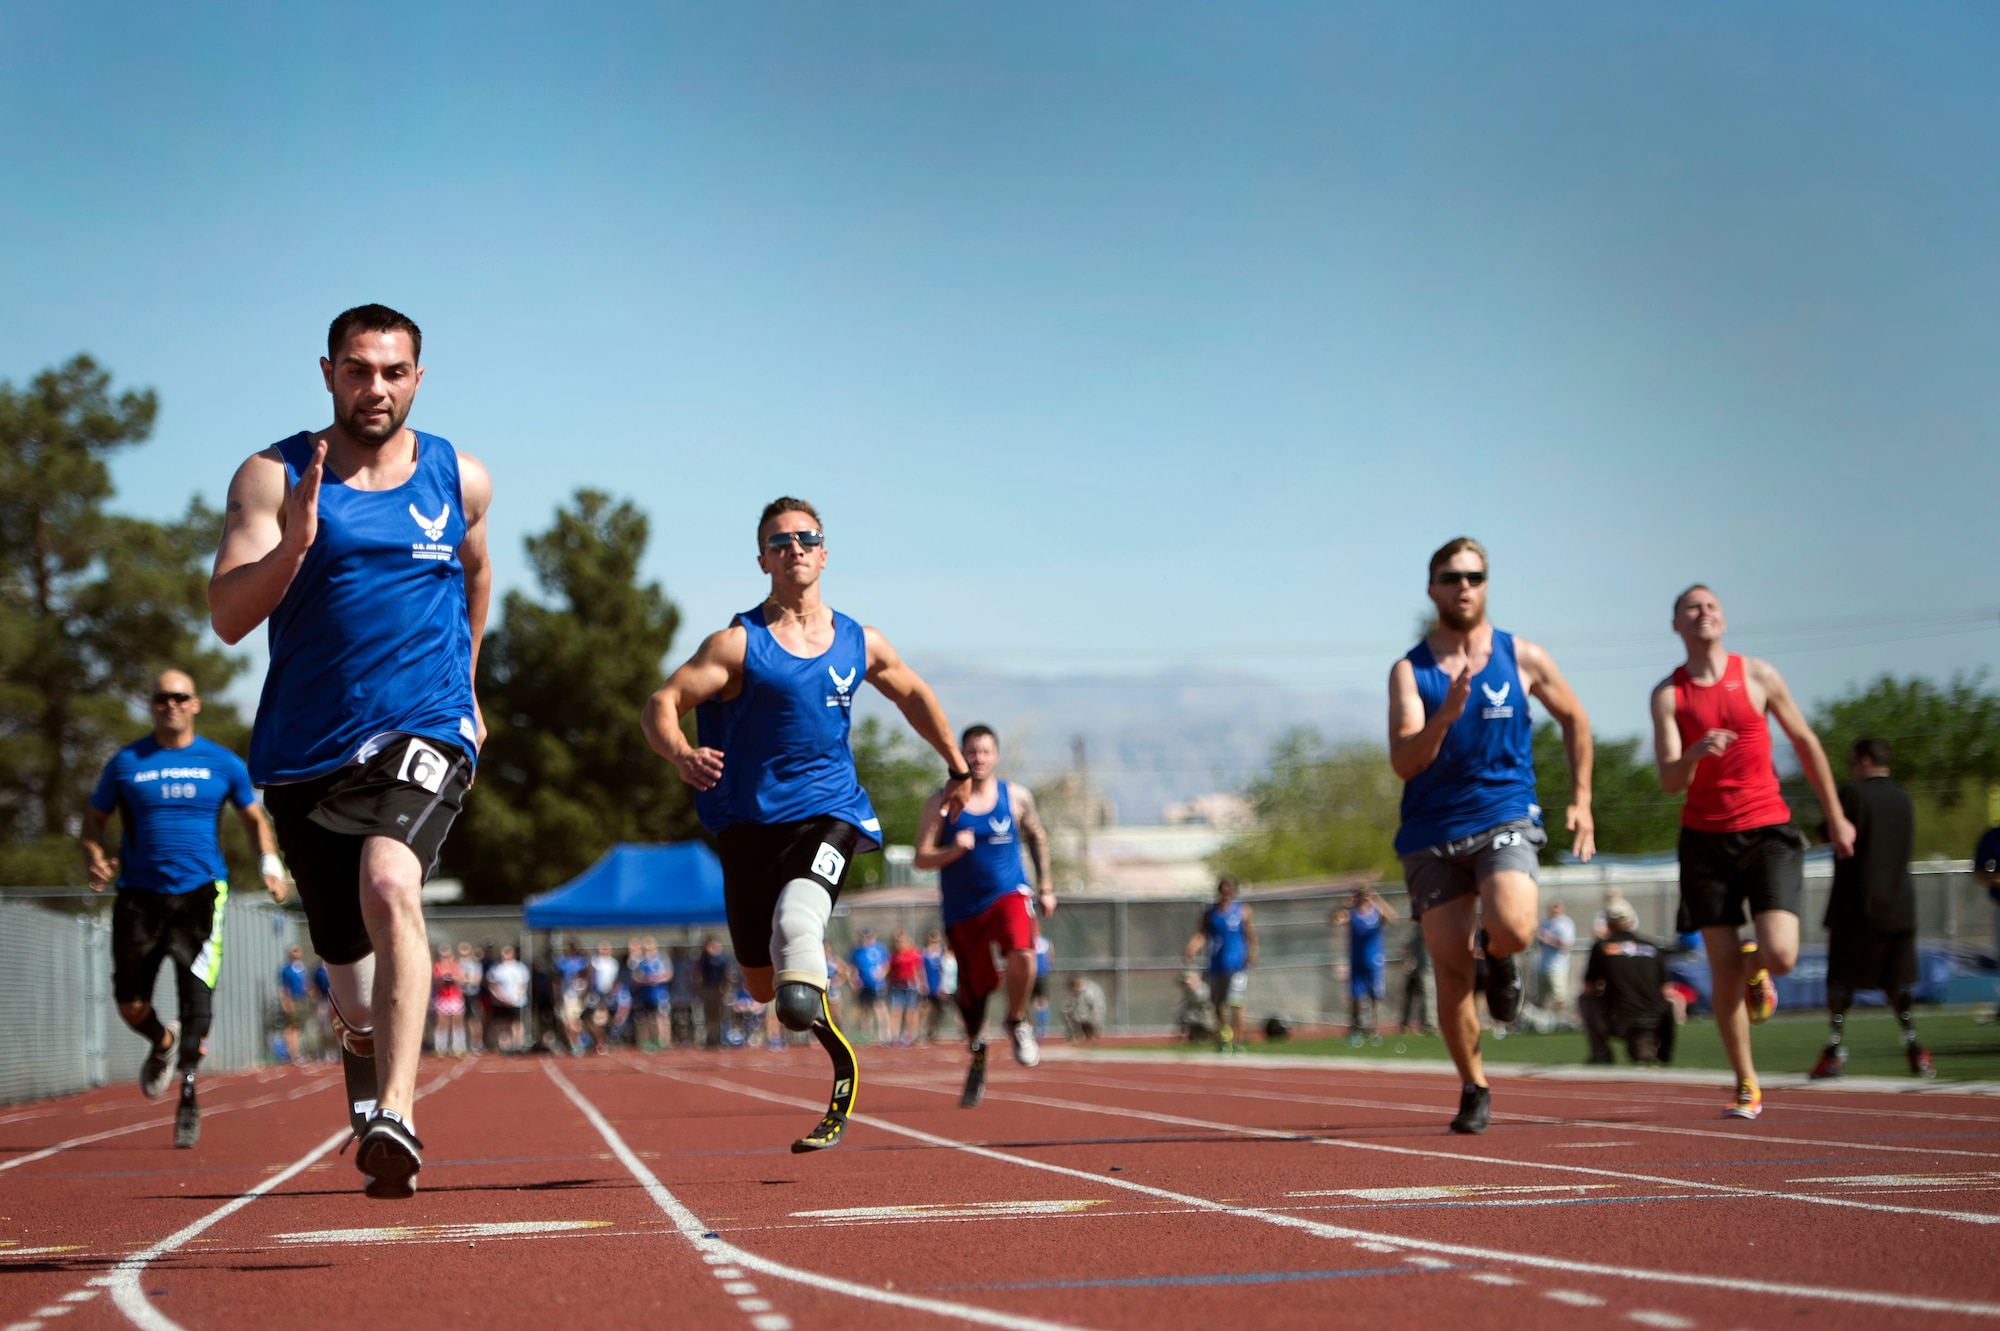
[0,890,299,1106]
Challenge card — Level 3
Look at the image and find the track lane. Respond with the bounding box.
[657,1045,2000,1327]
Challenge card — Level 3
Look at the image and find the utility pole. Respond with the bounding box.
[1072,735,1093,893]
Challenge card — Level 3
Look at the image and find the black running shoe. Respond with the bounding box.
[355,1108,423,1199]
[173,1073,199,1149]
[340,1041,379,1143]
[140,1023,181,1101]
[961,1042,988,1108]
[1449,1083,1491,1135]
[793,990,858,1153]
[1481,934,1523,1024]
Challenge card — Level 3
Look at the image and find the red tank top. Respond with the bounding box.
[1671,654,1790,833]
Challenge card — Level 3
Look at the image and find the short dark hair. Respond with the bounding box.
[758,496,821,541]
[960,724,997,750]
[328,304,422,363]
[1674,583,1713,615]
[1428,536,1487,580]
[1852,737,1892,768]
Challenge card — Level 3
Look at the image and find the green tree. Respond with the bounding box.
[0,356,245,885]
[1212,727,1401,883]
[1532,721,1682,861]
[1802,672,2000,858]
[442,491,699,903]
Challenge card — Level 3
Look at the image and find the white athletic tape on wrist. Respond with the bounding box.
[771,879,833,986]
[260,852,285,880]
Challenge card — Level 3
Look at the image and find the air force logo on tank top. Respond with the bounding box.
[409,502,452,554]
[825,665,857,709]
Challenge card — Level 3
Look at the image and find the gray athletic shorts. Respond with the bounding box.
[1401,818,1546,918]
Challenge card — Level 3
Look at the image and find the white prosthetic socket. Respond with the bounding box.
[326,955,377,1056]
[771,879,833,1030]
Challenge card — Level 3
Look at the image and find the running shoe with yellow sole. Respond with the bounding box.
[1743,968,1777,1024]
[1722,1080,1762,1119]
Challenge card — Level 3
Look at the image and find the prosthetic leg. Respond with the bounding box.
[769,880,857,1151]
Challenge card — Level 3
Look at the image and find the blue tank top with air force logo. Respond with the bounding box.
[694,606,882,850]
[249,431,477,785]
[938,780,1030,926]
[1394,629,1540,855]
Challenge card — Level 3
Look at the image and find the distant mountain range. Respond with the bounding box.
[854,662,1378,824]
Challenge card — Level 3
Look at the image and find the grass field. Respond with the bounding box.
[1230,1009,2000,1081]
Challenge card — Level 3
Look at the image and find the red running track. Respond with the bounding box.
[6,1045,2000,1330]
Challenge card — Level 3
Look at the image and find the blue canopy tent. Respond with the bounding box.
[523,842,727,929]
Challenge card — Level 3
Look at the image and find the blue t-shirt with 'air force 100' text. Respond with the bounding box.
[90,735,257,894]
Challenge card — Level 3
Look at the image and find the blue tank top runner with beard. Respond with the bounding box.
[249,430,477,786]
[694,605,882,850]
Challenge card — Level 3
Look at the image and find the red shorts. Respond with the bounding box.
[945,892,1037,1004]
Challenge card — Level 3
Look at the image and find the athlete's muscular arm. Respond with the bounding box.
[1651,680,1732,794]
[1242,906,1258,968]
[1518,639,1595,863]
[643,627,746,790]
[911,791,967,871]
[210,440,326,645]
[79,806,118,892]
[1014,785,1056,914]
[862,627,971,817]
[1749,658,1856,858]
[1388,657,1471,780]
[234,803,289,903]
[457,454,494,749]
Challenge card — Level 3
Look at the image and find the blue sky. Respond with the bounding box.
[4,2,1996,743]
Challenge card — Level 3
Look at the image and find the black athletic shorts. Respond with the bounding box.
[112,883,228,1003]
[1676,823,1805,933]
[715,816,861,970]
[1826,928,1917,993]
[264,736,470,966]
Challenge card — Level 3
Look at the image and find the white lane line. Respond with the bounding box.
[1545,1289,1608,1307]
[660,1065,2000,1319]
[795,1201,1104,1224]
[0,1073,340,1175]
[880,1071,2000,1223]
[1627,1313,1697,1328]
[1038,1065,2000,1163]
[544,1063,1091,1331]
[107,1059,475,1331]
[1469,1273,1522,1286]
[1151,1058,2000,1127]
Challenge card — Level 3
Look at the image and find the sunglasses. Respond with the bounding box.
[1433,570,1487,588]
[151,692,193,706]
[763,530,825,552]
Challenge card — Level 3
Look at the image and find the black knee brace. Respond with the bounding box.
[775,982,822,1032]
[175,969,215,1072]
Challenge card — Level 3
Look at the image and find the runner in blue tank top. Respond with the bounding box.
[210,305,492,1198]
[915,725,1054,1105]
[1184,878,1258,1052]
[1330,886,1399,1045]
[645,497,971,1152]
[1389,537,1594,1135]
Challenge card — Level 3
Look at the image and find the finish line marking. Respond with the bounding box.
[793,1200,1104,1224]
[273,1220,611,1247]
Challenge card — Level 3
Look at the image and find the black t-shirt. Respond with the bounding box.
[699,951,732,988]
[1584,930,1668,1033]
[1825,776,1915,934]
